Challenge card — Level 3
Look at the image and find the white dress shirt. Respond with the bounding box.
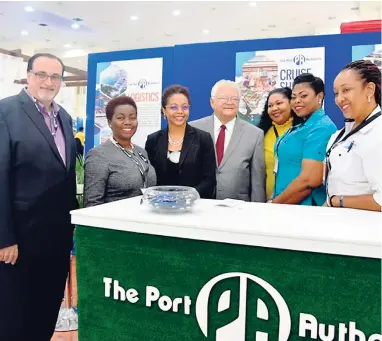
[214,115,236,153]
[326,105,382,209]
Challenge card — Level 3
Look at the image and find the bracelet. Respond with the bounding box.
[329,195,335,207]
[339,195,344,208]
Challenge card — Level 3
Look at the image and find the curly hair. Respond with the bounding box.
[258,87,303,133]
[342,60,381,106]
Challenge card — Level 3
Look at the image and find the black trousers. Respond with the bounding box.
[0,249,71,341]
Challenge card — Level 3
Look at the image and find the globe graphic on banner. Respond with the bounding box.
[99,64,128,99]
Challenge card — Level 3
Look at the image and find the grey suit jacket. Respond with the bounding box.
[84,140,157,207]
[190,114,265,202]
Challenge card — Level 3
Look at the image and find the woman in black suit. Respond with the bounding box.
[145,85,216,199]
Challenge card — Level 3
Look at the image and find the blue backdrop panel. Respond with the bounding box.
[85,32,381,154]
[85,47,174,154]
[173,32,380,128]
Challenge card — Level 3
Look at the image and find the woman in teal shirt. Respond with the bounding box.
[272,73,337,206]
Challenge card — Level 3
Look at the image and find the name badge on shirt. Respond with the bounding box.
[323,158,328,185]
[274,157,279,174]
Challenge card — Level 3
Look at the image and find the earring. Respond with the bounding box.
[368,96,371,103]
[318,100,322,104]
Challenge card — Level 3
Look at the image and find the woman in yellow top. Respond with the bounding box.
[258,87,303,200]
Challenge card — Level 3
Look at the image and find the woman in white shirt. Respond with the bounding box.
[325,60,381,211]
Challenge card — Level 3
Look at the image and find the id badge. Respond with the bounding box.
[274,157,279,174]
[323,158,328,185]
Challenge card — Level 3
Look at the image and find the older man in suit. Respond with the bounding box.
[190,80,265,202]
[0,53,77,341]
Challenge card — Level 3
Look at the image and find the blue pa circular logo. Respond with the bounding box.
[138,79,148,89]
[293,54,306,66]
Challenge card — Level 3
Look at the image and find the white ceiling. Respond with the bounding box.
[0,0,381,71]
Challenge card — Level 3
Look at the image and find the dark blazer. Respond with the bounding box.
[145,124,216,199]
[0,90,77,258]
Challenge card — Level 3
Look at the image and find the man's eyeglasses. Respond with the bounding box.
[214,96,239,103]
[29,71,63,84]
[166,105,190,112]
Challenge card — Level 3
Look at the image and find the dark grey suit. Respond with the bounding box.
[190,114,266,202]
[0,90,77,341]
[84,139,157,207]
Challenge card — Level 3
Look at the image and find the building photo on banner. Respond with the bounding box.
[94,57,163,148]
[235,47,325,126]
[352,44,382,68]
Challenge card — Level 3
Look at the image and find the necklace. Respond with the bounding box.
[168,135,184,146]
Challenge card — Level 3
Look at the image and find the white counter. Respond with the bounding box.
[71,197,382,259]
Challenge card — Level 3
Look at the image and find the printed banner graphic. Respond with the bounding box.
[352,44,382,70]
[235,47,325,126]
[94,58,163,148]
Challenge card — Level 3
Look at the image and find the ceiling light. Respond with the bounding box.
[130,15,139,21]
[249,2,257,7]
[172,10,181,16]
[64,44,72,48]
[24,6,35,12]
[62,49,87,58]
[21,30,29,36]
[203,29,210,34]
[71,23,80,29]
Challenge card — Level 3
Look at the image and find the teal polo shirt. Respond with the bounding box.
[274,108,337,206]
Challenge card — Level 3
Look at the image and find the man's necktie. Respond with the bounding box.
[216,125,226,166]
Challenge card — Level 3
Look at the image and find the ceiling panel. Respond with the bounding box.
[0,1,380,71]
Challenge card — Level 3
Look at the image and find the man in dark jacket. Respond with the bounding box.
[0,53,77,341]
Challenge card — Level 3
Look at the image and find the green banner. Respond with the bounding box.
[75,226,381,341]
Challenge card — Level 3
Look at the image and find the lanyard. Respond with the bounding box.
[274,123,300,158]
[35,103,59,136]
[324,111,381,201]
[273,122,306,198]
[326,111,381,159]
[273,125,279,139]
[114,142,150,188]
[25,89,59,136]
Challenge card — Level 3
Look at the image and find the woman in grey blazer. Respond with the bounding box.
[84,96,156,207]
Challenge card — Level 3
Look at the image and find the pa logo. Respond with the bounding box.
[138,79,148,89]
[196,272,291,341]
[293,54,306,66]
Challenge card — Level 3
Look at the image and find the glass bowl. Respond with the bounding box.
[141,186,200,213]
